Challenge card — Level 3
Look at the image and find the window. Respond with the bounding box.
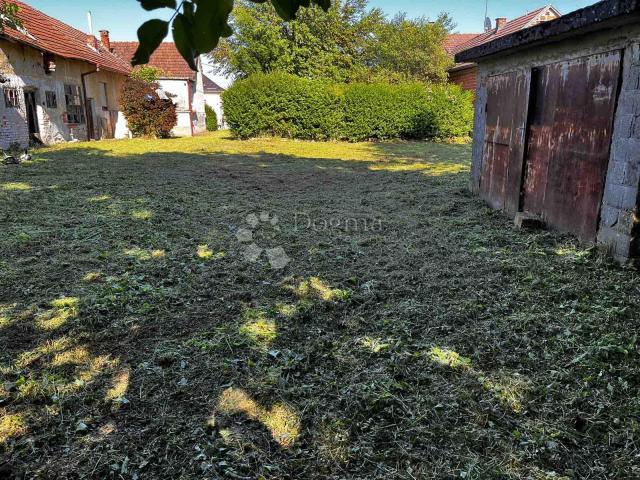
[100,82,109,111]
[64,84,84,124]
[45,91,57,109]
[3,88,19,108]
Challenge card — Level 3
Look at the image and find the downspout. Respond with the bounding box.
[187,78,194,137]
[81,66,99,141]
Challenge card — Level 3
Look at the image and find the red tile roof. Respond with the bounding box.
[0,0,131,74]
[456,5,561,52]
[444,33,482,55]
[203,75,225,93]
[111,42,196,80]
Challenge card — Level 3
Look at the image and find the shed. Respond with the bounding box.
[456,0,640,262]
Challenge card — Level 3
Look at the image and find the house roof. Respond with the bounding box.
[0,0,131,74]
[455,5,561,53]
[203,75,225,93]
[444,33,482,55]
[111,42,196,80]
[456,0,640,62]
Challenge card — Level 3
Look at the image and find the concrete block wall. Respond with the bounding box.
[597,42,640,261]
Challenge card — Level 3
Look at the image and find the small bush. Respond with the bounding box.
[223,73,473,141]
[205,104,218,132]
[120,78,177,138]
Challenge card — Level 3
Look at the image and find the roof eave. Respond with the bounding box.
[456,0,640,63]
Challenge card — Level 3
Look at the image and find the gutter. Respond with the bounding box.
[81,66,99,141]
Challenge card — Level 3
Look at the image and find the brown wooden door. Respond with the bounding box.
[480,71,531,214]
[522,51,622,241]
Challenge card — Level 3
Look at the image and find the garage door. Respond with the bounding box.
[522,51,622,241]
[480,71,531,214]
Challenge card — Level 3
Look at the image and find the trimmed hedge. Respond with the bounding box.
[222,73,473,141]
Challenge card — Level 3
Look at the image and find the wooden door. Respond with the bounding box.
[522,51,622,241]
[480,71,531,214]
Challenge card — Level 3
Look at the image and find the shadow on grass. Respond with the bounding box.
[0,141,639,478]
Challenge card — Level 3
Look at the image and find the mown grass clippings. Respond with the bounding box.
[1,132,639,478]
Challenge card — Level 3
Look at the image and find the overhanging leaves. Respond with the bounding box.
[132,19,169,66]
[133,0,332,70]
[138,0,177,11]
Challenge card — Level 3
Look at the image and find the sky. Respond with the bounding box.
[27,0,597,86]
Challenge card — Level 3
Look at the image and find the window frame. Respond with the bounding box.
[3,88,20,108]
[64,84,85,124]
[45,90,57,109]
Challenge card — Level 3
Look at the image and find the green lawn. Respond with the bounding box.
[1,132,639,478]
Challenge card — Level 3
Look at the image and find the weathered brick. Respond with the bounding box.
[614,114,634,139]
[600,205,619,228]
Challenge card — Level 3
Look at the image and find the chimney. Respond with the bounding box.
[99,30,111,51]
[495,17,507,29]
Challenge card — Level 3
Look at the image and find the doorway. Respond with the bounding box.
[24,90,39,138]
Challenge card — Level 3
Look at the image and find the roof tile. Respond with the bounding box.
[1,0,131,74]
[111,42,196,80]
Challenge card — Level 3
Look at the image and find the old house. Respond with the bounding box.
[111,41,206,137]
[456,0,640,262]
[446,6,561,94]
[0,1,131,149]
[203,74,225,129]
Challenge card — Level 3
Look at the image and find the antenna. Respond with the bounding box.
[484,0,492,31]
[87,11,93,35]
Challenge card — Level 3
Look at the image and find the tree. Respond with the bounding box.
[210,0,384,82]
[120,77,177,138]
[132,0,331,70]
[370,13,454,84]
[0,2,23,32]
[130,65,165,83]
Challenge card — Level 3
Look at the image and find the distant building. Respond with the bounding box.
[111,41,206,137]
[203,75,226,129]
[445,6,561,94]
[0,0,131,149]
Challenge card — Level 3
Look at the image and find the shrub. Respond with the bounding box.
[120,78,177,138]
[223,73,473,142]
[222,73,342,140]
[205,104,218,131]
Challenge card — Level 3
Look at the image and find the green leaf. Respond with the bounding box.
[191,0,234,53]
[138,0,177,11]
[172,14,199,71]
[266,0,330,21]
[132,19,169,65]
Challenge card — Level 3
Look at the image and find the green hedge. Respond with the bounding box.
[205,104,218,131]
[222,72,474,141]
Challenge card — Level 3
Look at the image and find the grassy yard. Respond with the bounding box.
[1,132,639,479]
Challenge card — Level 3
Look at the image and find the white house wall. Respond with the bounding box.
[204,92,225,129]
[0,39,127,149]
[158,74,206,137]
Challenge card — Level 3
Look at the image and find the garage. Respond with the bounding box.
[457,0,640,262]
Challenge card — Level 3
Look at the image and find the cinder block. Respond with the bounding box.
[621,185,639,210]
[615,209,635,234]
[600,205,619,228]
[514,212,545,230]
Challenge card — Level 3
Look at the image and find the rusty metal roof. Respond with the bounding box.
[456,0,640,62]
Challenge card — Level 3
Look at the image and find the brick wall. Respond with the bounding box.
[597,43,640,261]
[449,65,478,93]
